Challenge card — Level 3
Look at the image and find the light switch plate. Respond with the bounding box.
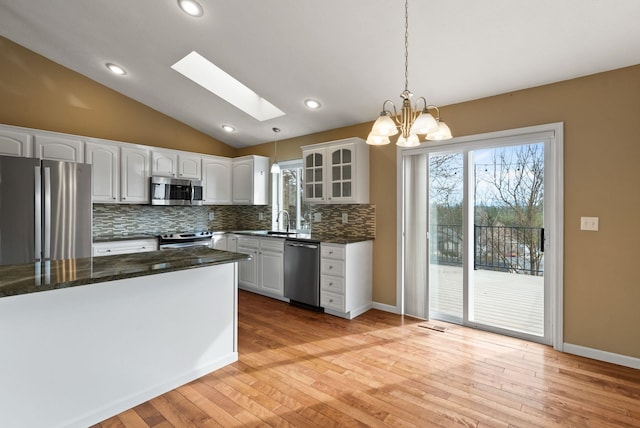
[208,212,215,220]
[258,212,264,220]
[314,212,321,222]
[580,216,599,231]
[342,213,348,224]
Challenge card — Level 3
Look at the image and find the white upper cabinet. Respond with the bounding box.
[302,137,369,204]
[151,150,178,177]
[85,141,119,202]
[177,153,202,180]
[232,155,269,205]
[121,146,150,203]
[303,149,326,203]
[0,126,32,157]
[202,155,232,204]
[151,150,202,180]
[34,135,84,162]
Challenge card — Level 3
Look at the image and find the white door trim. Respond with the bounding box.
[397,122,564,350]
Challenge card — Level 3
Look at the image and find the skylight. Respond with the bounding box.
[171,51,285,122]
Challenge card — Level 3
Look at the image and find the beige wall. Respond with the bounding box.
[2,35,639,359]
[0,37,236,157]
[242,65,640,359]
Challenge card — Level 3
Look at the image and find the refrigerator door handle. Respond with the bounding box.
[43,166,51,260]
[34,166,42,261]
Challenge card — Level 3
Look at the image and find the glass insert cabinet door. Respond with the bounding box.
[329,146,353,200]
[304,151,324,201]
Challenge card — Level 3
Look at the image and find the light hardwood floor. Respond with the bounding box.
[94,290,640,427]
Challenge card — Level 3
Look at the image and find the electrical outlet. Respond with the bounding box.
[342,213,348,224]
[258,212,264,221]
[208,212,215,221]
[314,212,321,222]
[580,216,599,231]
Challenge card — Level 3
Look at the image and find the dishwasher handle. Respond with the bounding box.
[285,241,318,250]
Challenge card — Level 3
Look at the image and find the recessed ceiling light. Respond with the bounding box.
[105,63,126,76]
[221,125,235,133]
[172,51,285,122]
[177,0,203,17]
[304,99,321,109]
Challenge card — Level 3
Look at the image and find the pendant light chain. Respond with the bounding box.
[404,0,409,93]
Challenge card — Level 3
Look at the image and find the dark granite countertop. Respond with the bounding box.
[0,247,249,298]
[230,230,373,244]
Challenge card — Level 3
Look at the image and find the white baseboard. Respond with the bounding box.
[563,343,640,369]
[70,352,239,428]
[372,301,401,314]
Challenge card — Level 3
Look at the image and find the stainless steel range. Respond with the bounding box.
[158,231,213,249]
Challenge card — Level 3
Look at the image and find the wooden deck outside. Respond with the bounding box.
[429,265,544,336]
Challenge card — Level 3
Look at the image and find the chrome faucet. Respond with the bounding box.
[276,210,291,233]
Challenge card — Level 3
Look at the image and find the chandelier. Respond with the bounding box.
[366,0,452,147]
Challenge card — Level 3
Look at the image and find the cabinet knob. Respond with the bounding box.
[329,299,334,303]
[329,265,333,269]
[112,197,116,200]
[122,197,126,200]
[106,249,111,252]
[329,282,333,286]
[329,251,333,255]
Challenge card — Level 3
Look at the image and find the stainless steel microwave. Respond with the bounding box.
[150,176,204,206]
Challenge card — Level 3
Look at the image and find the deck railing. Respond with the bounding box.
[431,224,544,276]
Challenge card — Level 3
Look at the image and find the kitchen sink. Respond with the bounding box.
[266,230,297,236]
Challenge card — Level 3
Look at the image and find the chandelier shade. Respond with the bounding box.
[366,132,391,145]
[426,120,453,141]
[367,0,452,147]
[371,111,399,136]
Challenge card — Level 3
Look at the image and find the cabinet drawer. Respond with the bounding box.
[321,275,345,295]
[321,244,345,260]
[237,236,259,249]
[92,239,157,257]
[321,290,345,311]
[259,238,284,253]
[321,258,345,277]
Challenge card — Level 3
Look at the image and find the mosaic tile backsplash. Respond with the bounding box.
[92,203,375,240]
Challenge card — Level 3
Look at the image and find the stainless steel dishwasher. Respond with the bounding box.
[284,239,321,310]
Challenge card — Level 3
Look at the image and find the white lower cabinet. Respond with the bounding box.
[226,234,238,252]
[92,239,158,257]
[320,241,373,319]
[236,236,284,298]
[237,237,259,291]
[211,234,227,250]
[258,239,284,297]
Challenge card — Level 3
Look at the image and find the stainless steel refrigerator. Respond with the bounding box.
[0,155,92,266]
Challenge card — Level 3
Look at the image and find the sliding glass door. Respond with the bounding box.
[402,127,558,345]
[428,152,464,323]
[470,144,545,337]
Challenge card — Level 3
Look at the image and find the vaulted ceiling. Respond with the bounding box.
[1,0,639,147]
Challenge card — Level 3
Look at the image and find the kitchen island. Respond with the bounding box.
[0,247,248,428]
